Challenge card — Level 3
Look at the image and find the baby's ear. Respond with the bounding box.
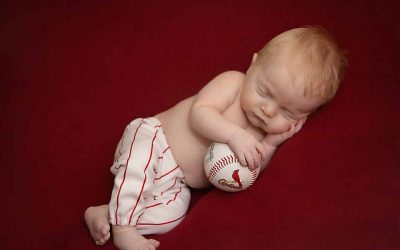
[251,53,258,64]
[246,53,259,74]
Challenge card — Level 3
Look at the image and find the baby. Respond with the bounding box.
[85,26,347,250]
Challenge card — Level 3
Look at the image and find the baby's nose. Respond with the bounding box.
[261,104,277,117]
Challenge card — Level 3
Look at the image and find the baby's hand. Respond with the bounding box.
[264,118,307,147]
[227,128,266,171]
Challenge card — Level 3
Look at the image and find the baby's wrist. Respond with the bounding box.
[267,143,278,149]
[263,139,278,149]
[226,127,244,145]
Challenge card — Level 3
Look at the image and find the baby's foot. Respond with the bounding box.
[84,205,111,245]
[113,225,160,250]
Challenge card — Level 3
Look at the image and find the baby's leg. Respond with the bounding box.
[109,119,163,249]
[112,186,190,250]
[84,205,160,249]
[136,185,191,235]
[84,205,110,245]
[112,225,160,250]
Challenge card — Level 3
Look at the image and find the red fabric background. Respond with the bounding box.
[1,0,399,249]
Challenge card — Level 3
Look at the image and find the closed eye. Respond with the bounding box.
[282,109,297,120]
[257,85,269,98]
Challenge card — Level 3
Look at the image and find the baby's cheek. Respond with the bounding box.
[269,119,292,133]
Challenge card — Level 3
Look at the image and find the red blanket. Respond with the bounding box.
[1,0,399,249]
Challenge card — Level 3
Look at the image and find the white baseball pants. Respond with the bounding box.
[108,117,190,235]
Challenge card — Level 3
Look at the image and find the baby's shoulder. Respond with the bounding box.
[194,70,246,104]
[216,70,246,83]
[208,70,246,92]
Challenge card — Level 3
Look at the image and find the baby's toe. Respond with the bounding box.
[103,232,111,243]
[101,224,110,236]
[146,245,156,250]
[138,245,152,250]
[98,238,105,245]
[149,239,160,248]
[98,232,110,245]
[105,232,111,241]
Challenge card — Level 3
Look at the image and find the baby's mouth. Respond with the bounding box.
[247,111,268,128]
[255,114,267,125]
[254,114,269,129]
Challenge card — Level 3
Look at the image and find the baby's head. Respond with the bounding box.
[241,26,347,133]
[257,26,347,103]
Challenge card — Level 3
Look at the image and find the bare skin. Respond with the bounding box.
[85,206,160,249]
[84,205,111,245]
[85,54,323,249]
[112,226,160,250]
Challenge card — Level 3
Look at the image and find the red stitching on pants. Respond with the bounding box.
[114,120,143,225]
[166,187,182,205]
[127,130,159,225]
[153,165,179,182]
[137,213,186,226]
[145,202,163,209]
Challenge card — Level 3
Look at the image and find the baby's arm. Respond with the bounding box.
[190,71,243,142]
[190,71,265,170]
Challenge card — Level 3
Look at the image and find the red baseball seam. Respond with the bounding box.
[208,154,259,188]
[208,154,239,181]
[247,170,259,187]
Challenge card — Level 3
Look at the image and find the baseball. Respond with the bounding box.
[204,142,260,192]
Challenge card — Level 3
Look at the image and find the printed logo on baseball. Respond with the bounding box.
[204,142,260,192]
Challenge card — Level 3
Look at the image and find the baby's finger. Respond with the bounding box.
[286,123,296,135]
[294,118,306,133]
[238,154,247,167]
[256,143,267,161]
[149,239,160,248]
[251,148,261,170]
[294,123,302,133]
[244,151,255,170]
[289,123,295,131]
